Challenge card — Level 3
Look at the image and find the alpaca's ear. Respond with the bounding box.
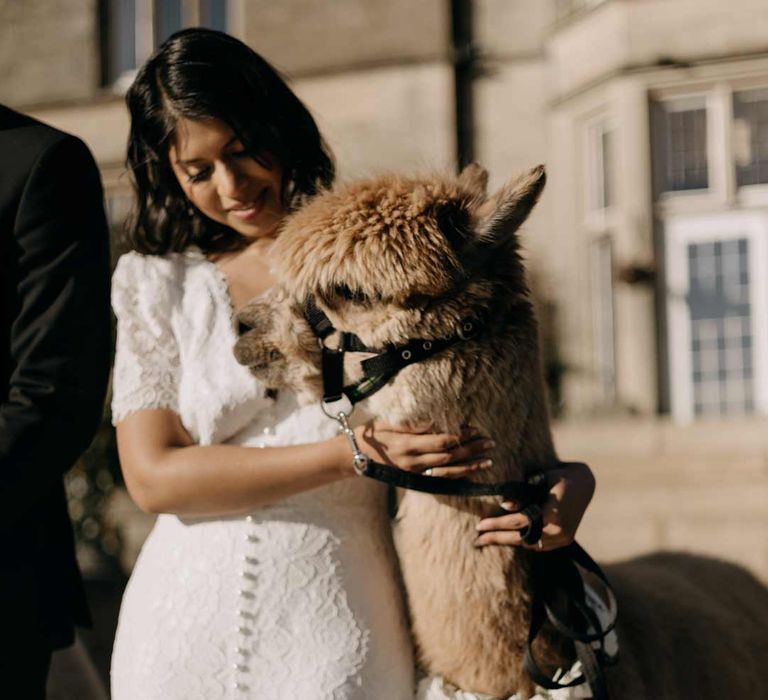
[475,165,546,242]
[457,162,488,194]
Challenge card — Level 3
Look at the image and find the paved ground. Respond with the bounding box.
[554,416,768,581]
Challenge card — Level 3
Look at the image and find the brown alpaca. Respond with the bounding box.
[234,165,768,699]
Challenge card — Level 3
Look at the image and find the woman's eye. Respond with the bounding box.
[187,169,211,183]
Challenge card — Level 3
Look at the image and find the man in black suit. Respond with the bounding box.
[0,104,111,697]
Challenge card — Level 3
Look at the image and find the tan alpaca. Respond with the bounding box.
[234,165,768,699]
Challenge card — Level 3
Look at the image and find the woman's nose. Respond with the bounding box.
[215,164,247,199]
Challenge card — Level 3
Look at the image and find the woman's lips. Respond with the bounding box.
[228,189,268,222]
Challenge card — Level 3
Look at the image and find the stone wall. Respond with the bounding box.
[233,0,450,76]
[0,0,100,107]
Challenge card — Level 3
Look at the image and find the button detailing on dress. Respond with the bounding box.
[235,514,260,698]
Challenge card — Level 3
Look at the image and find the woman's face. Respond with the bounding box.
[169,116,285,239]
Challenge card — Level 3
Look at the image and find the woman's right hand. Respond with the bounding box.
[345,420,495,479]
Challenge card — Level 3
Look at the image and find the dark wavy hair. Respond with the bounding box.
[125,28,335,255]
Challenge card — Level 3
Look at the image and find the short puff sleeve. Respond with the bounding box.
[111,252,182,424]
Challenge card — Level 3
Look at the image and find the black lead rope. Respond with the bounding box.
[305,295,618,697]
[524,543,618,699]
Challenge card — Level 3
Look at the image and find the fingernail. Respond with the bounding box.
[483,440,496,449]
[501,500,519,511]
[475,521,487,531]
[480,459,493,469]
[474,538,485,548]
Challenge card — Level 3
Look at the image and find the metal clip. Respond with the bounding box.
[335,411,369,476]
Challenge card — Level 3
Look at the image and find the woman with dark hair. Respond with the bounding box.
[110,28,596,699]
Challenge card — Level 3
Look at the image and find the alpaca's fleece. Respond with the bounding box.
[234,164,768,699]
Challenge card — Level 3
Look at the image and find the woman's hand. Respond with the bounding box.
[474,461,596,551]
[347,419,495,479]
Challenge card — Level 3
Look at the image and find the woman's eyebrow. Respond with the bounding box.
[175,136,240,165]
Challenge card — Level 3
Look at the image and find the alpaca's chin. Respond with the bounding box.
[295,388,321,407]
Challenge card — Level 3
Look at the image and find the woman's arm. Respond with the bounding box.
[117,409,493,517]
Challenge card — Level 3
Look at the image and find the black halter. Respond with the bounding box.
[304,294,482,406]
[302,294,618,698]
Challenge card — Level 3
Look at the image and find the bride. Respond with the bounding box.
[110,28,596,699]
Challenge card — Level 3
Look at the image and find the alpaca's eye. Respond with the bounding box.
[436,203,471,247]
[334,284,369,304]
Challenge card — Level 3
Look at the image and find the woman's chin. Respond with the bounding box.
[226,213,282,239]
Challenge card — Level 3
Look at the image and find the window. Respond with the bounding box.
[657,97,709,192]
[665,213,768,422]
[688,239,754,417]
[587,121,614,212]
[155,0,183,45]
[104,0,137,87]
[102,0,228,88]
[733,88,768,187]
[200,0,228,31]
[591,235,616,403]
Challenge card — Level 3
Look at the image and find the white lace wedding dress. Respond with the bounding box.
[109,249,415,699]
[109,248,589,700]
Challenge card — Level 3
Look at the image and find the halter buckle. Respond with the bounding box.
[327,407,370,477]
[321,394,354,420]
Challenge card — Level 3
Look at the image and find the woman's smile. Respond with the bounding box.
[226,188,269,221]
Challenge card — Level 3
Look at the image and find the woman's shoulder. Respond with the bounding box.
[112,247,207,315]
[114,245,205,276]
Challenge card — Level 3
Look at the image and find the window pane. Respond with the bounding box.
[734,88,768,187]
[200,0,227,31]
[591,236,616,402]
[659,103,708,192]
[155,0,183,45]
[601,128,614,209]
[588,123,614,211]
[105,0,136,83]
[688,238,753,417]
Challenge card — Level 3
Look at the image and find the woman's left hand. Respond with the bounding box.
[474,461,596,551]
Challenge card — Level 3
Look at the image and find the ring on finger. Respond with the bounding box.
[424,468,434,476]
[536,539,544,551]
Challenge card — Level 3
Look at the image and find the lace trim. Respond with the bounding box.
[111,254,181,424]
[198,247,237,330]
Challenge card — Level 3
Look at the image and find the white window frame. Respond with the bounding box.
[655,93,718,205]
[732,86,768,207]
[665,211,768,423]
[655,82,768,216]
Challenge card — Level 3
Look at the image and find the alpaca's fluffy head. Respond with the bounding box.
[234,163,546,392]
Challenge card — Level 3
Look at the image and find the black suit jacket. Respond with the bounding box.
[0,105,111,652]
